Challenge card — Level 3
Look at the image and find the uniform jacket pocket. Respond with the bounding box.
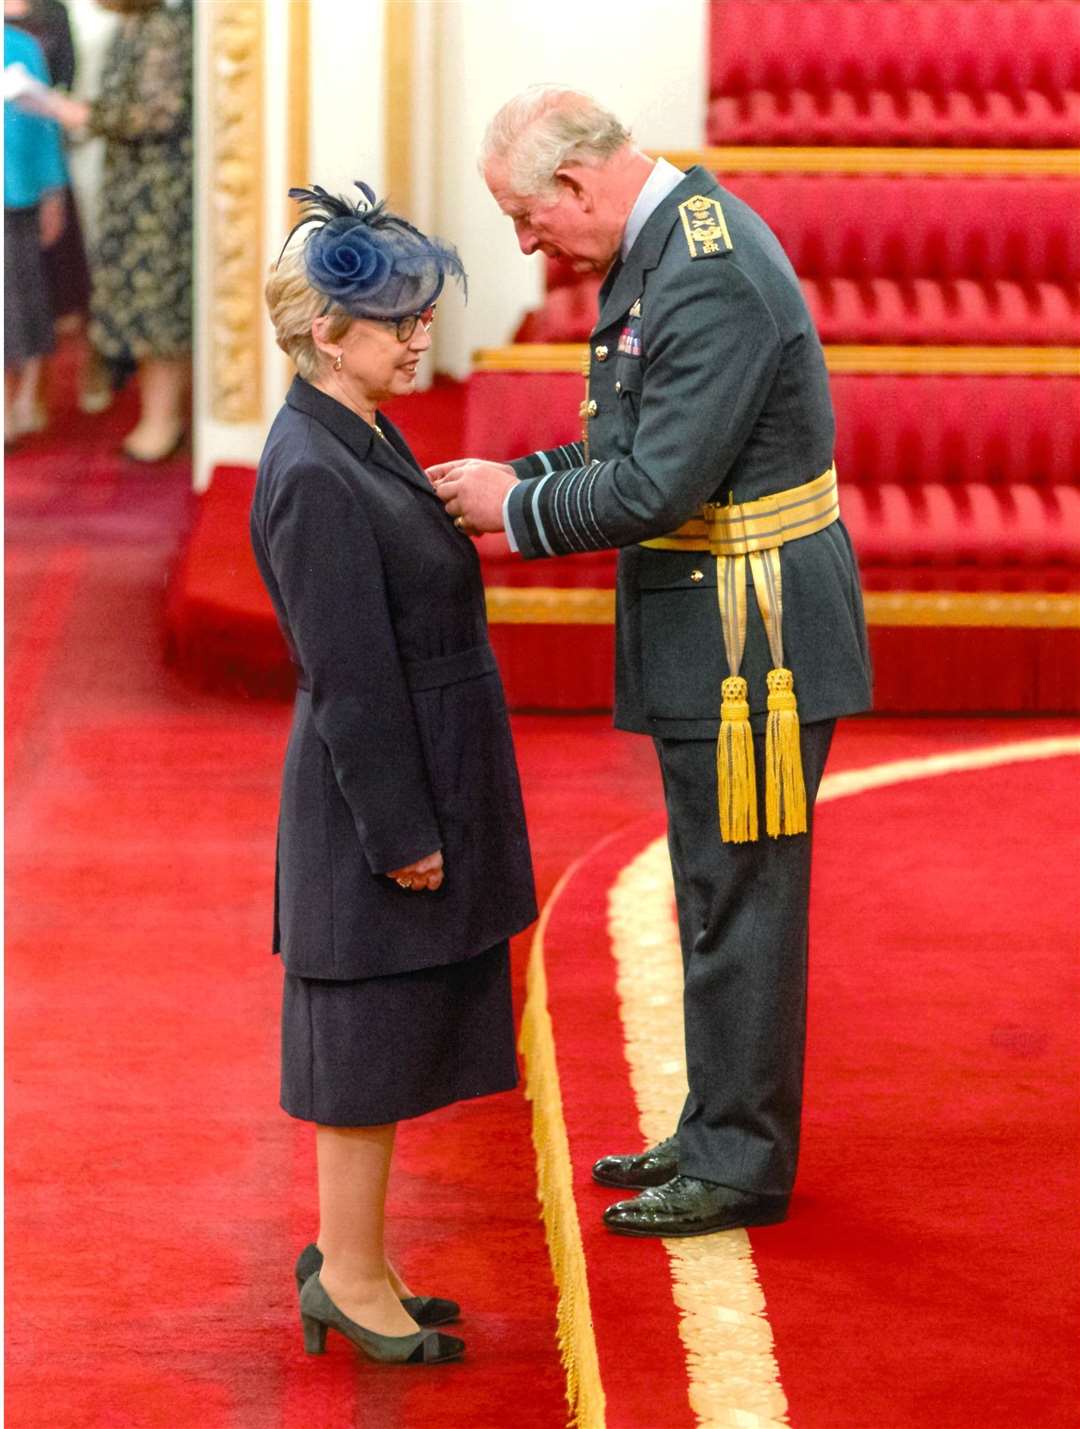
[638,553,725,721]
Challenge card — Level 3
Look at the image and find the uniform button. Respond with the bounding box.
[586,399,598,417]
[594,344,609,361]
[690,569,705,583]
[614,381,622,394]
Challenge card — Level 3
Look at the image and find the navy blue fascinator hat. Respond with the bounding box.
[281,180,466,320]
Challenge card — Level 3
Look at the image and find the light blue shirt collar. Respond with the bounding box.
[620,157,685,261]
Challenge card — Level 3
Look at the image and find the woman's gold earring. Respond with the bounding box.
[333,354,343,372]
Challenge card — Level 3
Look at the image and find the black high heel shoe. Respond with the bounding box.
[294,1243,460,1327]
[299,1274,465,1365]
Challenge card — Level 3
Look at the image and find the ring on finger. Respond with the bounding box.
[396,877,412,888]
[453,515,466,530]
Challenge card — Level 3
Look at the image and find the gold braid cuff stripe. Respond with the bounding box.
[472,344,1080,376]
[484,587,1080,630]
[651,147,1080,177]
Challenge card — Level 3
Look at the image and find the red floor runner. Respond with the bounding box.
[764,749,1080,1429]
[8,341,1079,1425]
[533,736,1080,1428]
[4,369,572,1428]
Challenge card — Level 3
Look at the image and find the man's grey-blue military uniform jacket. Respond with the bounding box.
[505,165,872,732]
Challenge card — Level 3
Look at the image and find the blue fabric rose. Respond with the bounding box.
[304,217,393,308]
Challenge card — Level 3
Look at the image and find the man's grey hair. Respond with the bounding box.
[479,87,632,197]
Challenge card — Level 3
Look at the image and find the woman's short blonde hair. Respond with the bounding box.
[264,244,352,382]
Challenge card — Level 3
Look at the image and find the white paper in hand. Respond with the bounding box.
[3,62,66,119]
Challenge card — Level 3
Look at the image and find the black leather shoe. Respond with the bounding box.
[294,1245,460,1327]
[603,1175,789,1238]
[592,1135,679,1189]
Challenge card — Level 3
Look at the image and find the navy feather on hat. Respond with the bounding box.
[281,181,466,320]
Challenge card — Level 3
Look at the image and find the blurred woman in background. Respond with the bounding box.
[54,0,192,462]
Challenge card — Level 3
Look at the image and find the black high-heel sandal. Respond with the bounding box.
[294,1243,460,1326]
[299,1274,464,1365]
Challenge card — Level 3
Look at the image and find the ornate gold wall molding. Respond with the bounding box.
[208,1,264,424]
[287,0,310,208]
[384,0,416,214]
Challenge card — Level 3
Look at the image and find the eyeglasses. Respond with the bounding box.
[387,306,436,342]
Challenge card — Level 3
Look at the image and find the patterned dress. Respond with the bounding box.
[87,2,192,362]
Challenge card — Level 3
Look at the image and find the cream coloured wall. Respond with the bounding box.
[428,0,708,378]
[191,0,707,486]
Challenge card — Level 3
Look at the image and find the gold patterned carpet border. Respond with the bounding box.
[526,735,1080,1427]
[609,840,792,1429]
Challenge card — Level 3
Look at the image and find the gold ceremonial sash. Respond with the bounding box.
[641,466,838,557]
[641,466,839,844]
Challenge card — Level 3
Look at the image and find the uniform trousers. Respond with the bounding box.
[654,719,835,1200]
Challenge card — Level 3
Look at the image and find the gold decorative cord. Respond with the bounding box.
[519,863,607,1429]
[608,841,792,1429]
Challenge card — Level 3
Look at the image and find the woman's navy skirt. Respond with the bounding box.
[280,941,517,1126]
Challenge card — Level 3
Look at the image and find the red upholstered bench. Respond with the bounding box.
[707,0,1080,147]
[466,358,1080,710]
[467,366,1080,584]
[514,173,1079,346]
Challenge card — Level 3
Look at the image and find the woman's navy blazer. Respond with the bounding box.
[250,377,537,981]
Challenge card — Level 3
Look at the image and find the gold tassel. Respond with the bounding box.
[765,667,807,837]
[717,675,758,843]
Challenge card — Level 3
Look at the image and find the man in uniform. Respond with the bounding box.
[433,88,872,1236]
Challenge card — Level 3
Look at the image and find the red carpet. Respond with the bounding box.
[528,731,1080,1428]
[764,747,1080,1429]
[9,340,1080,1426]
[4,361,574,1428]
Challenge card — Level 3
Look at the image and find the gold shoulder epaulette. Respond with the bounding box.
[678,195,733,260]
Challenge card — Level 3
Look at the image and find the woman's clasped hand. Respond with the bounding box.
[388,850,444,892]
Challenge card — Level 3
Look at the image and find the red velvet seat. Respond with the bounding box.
[463,364,1079,708]
[514,175,1080,345]
[708,0,1080,147]
[466,367,1080,580]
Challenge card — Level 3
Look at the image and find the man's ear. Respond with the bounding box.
[553,165,594,211]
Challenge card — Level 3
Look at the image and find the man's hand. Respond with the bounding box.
[387,849,444,892]
[429,459,518,535]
